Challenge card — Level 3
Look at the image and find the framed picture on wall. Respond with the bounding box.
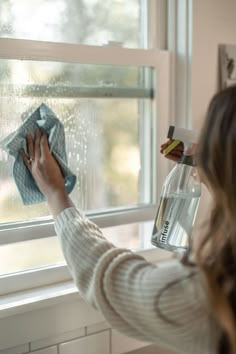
[220,44,236,89]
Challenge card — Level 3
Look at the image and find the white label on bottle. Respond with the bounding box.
[159,220,169,244]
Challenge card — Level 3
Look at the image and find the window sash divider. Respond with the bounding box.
[0,84,153,99]
[0,38,167,67]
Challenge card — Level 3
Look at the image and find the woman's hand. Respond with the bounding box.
[161,140,206,186]
[20,129,66,199]
[160,139,184,162]
[20,129,73,218]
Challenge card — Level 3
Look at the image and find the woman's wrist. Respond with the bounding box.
[47,189,74,219]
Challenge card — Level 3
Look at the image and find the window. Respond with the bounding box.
[0,61,153,221]
[0,0,171,295]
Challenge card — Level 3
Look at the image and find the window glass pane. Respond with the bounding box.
[0,0,142,48]
[0,221,153,276]
[0,59,153,223]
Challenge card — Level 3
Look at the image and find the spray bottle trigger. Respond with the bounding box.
[163,140,181,156]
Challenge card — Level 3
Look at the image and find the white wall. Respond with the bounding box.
[191,0,236,227]
[191,0,236,129]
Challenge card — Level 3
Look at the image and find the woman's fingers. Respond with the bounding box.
[168,152,183,159]
[26,134,34,159]
[20,129,43,170]
[160,139,172,149]
[20,149,32,170]
[35,129,42,160]
[160,140,181,150]
[160,140,184,154]
[160,139,184,163]
[40,132,50,159]
[164,151,182,162]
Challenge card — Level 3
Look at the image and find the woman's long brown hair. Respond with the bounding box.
[196,86,236,354]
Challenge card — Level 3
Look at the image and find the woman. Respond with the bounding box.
[20,86,236,354]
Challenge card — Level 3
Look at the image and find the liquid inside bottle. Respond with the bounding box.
[151,154,201,252]
[151,192,200,252]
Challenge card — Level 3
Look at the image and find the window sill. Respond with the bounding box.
[0,247,173,319]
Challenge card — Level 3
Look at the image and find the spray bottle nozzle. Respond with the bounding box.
[167,125,199,143]
[163,125,199,156]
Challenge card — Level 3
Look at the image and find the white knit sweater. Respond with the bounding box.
[54,207,220,354]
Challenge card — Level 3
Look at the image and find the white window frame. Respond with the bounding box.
[0,0,172,295]
[167,0,193,128]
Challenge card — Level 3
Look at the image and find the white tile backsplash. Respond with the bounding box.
[86,321,110,335]
[0,343,29,354]
[111,330,147,354]
[30,347,57,354]
[59,330,110,354]
[31,327,85,351]
[125,344,177,354]
[0,296,174,354]
[0,319,175,354]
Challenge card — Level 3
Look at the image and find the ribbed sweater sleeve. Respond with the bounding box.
[54,207,219,354]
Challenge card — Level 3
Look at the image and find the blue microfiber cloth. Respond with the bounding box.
[0,103,77,205]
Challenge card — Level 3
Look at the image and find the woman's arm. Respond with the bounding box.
[54,207,216,354]
[20,130,216,354]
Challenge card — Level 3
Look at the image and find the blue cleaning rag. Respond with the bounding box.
[0,103,77,205]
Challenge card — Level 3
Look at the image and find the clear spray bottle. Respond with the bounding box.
[151,126,201,252]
